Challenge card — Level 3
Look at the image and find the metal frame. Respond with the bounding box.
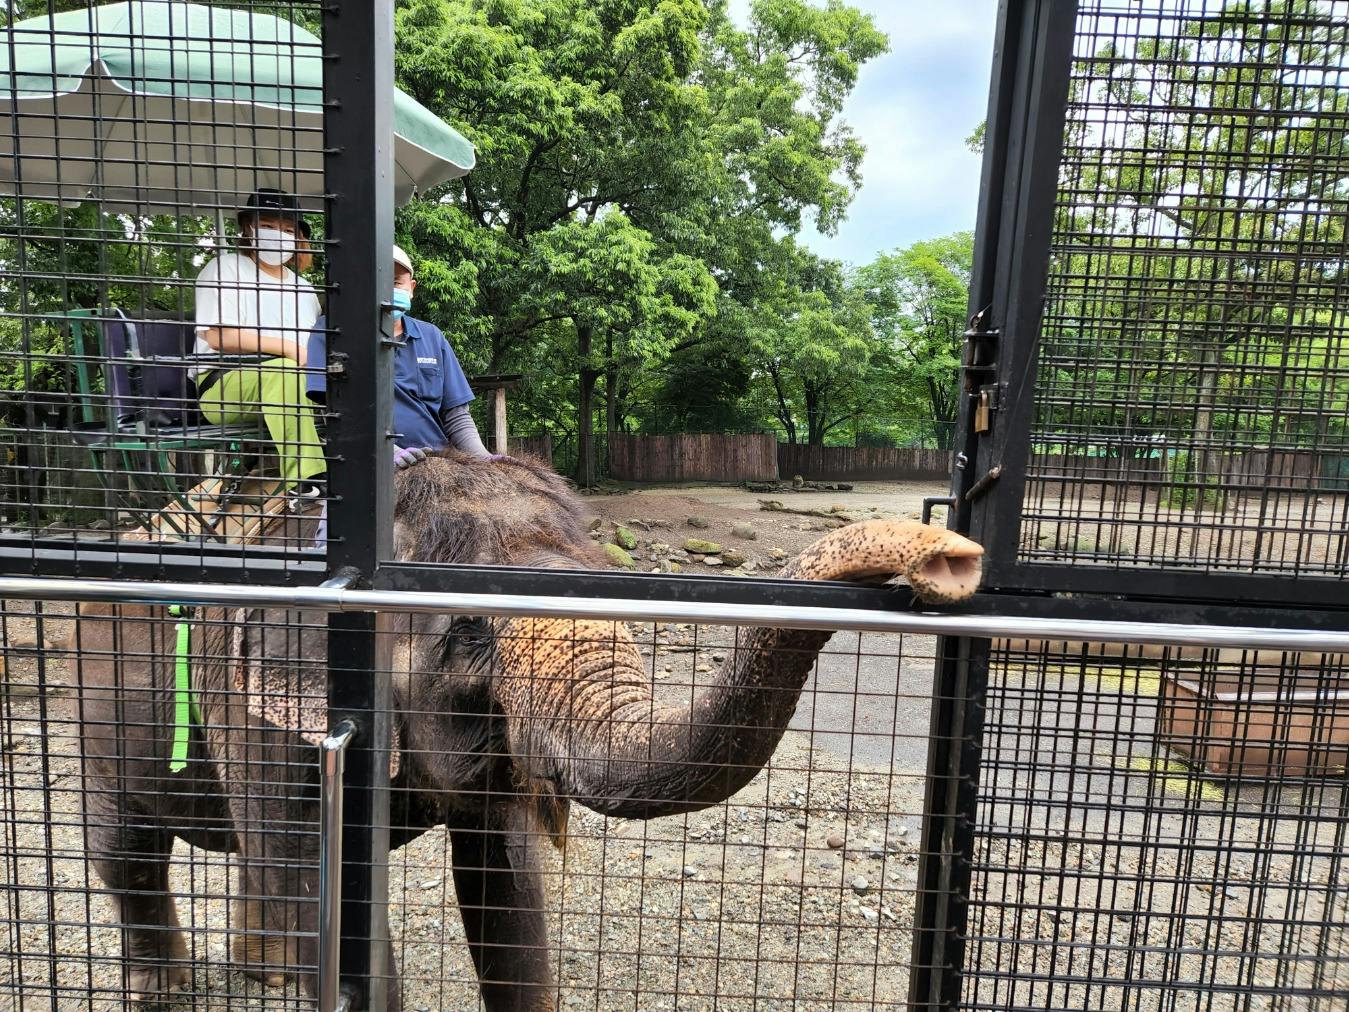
[3,575,1349,652]
[321,0,396,1006]
[950,0,1349,611]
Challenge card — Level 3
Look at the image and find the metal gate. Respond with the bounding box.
[919,1,1349,1009]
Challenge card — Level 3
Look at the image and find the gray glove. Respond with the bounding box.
[394,446,431,470]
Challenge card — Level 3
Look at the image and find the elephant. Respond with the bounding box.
[75,450,982,1009]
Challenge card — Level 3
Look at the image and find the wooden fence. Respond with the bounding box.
[778,444,953,481]
[608,433,778,483]
[510,433,553,465]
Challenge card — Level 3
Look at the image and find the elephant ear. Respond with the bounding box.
[229,607,402,778]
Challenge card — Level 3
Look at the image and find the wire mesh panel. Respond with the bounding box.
[1020,0,1349,579]
[0,592,955,1009]
[0,0,348,573]
[383,618,949,1010]
[0,597,332,1008]
[964,638,1349,1011]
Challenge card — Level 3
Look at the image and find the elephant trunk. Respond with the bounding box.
[493,521,982,820]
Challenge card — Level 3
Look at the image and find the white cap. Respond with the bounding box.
[392,244,414,278]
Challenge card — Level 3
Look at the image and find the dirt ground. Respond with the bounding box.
[0,480,1346,1009]
[576,479,946,577]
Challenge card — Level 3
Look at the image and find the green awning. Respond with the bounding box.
[0,0,475,211]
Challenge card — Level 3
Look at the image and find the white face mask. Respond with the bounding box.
[252,226,297,267]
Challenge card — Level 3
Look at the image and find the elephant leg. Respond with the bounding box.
[230,891,295,988]
[230,849,315,991]
[90,821,190,1002]
[450,811,555,1012]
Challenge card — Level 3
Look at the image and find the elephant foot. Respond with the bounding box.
[127,921,190,1004]
[231,930,289,987]
[128,960,190,1004]
[231,899,292,987]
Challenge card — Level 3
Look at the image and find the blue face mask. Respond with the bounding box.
[390,287,413,320]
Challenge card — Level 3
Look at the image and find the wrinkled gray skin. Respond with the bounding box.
[77,452,982,1011]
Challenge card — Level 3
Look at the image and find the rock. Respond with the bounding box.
[683,865,699,878]
[721,548,747,567]
[742,559,758,573]
[830,503,847,512]
[792,474,805,488]
[827,832,845,849]
[669,562,682,573]
[852,875,870,896]
[651,542,670,555]
[702,556,723,567]
[860,907,878,923]
[587,516,603,531]
[614,526,638,550]
[684,539,722,554]
[602,543,636,569]
[769,547,787,559]
[712,653,726,662]
[688,515,710,529]
[731,522,757,540]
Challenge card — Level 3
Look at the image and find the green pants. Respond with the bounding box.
[198,357,325,486]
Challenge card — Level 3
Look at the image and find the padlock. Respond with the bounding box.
[975,389,992,433]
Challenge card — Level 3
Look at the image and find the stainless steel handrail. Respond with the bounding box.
[318,720,356,1012]
[1,574,1346,651]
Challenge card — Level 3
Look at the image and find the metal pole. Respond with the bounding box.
[318,720,356,1012]
[321,0,396,1004]
[2,575,1348,652]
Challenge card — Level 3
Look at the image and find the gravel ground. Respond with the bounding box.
[0,611,937,1010]
[0,482,1346,1009]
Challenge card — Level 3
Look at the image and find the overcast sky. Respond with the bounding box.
[729,3,999,267]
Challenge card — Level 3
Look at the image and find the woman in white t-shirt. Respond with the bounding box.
[193,189,325,494]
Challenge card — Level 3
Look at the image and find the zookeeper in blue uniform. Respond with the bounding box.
[305,244,496,459]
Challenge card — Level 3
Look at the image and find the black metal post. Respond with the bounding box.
[908,636,991,1010]
[322,0,396,1007]
[914,2,1078,1007]
[949,0,1078,558]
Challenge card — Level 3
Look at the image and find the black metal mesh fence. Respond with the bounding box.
[965,637,1349,1011]
[1022,0,1349,578]
[0,596,947,1008]
[0,0,335,565]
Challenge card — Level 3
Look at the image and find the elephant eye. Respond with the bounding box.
[437,616,496,670]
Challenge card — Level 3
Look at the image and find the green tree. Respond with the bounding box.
[855,231,973,448]
[393,0,886,478]
[1050,1,1349,495]
[745,247,882,445]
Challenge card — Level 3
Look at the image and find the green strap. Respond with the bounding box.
[168,605,196,773]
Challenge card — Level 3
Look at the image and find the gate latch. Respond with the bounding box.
[962,308,1000,391]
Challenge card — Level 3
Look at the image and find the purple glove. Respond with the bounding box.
[394,446,431,470]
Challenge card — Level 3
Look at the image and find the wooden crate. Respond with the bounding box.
[1159,665,1349,778]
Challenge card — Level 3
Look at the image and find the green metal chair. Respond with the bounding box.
[63,309,271,538]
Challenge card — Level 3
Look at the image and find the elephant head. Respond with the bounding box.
[391,452,983,820]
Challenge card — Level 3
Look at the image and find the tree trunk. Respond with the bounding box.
[1191,340,1221,502]
[804,383,826,445]
[576,325,599,488]
[604,334,619,436]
